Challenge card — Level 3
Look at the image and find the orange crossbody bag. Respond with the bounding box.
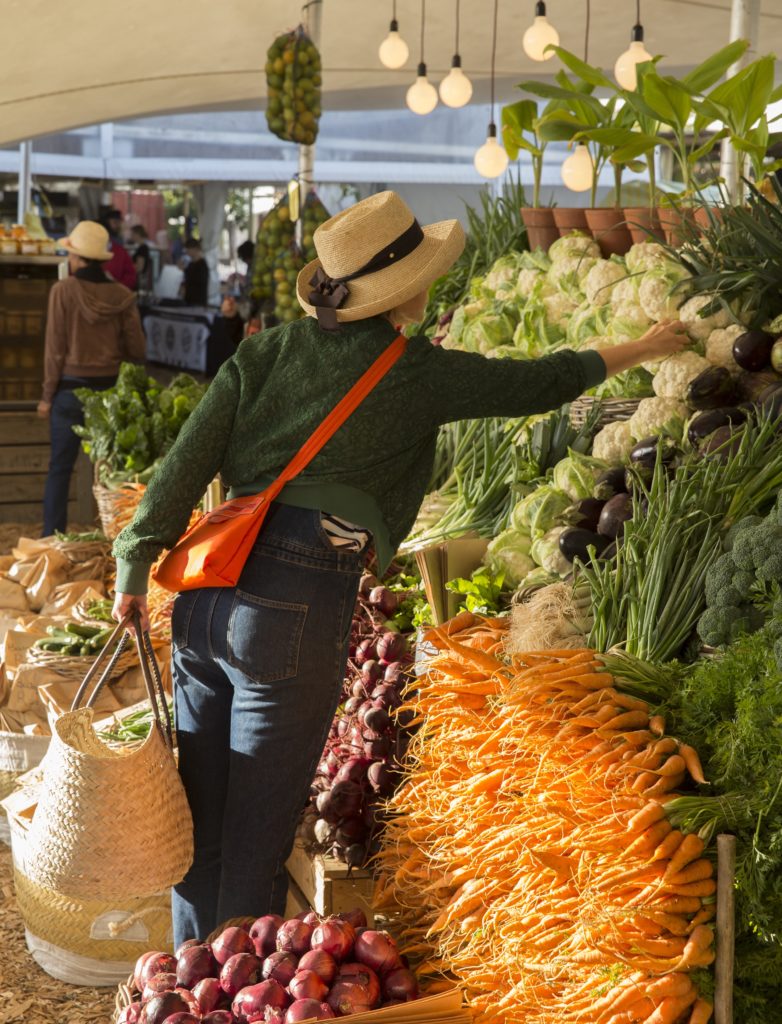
[152,333,407,593]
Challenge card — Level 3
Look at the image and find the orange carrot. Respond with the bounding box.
[688,998,714,1024]
[598,710,650,733]
[625,818,673,857]
[679,743,709,784]
[652,830,685,862]
[667,858,714,885]
[649,714,666,735]
[627,801,666,833]
[664,833,705,879]
[654,754,687,777]
[645,991,698,1024]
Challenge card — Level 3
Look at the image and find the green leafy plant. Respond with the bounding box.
[446,567,509,616]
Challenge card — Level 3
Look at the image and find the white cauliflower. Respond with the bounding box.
[705,324,745,373]
[679,294,731,342]
[548,232,601,262]
[638,271,689,322]
[610,275,640,310]
[517,267,544,298]
[592,420,633,464]
[629,397,689,441]
[530,527,572,576]
[610,306,653,343]
[542,291,578,328]
[548,254,597,292]
[652,351,711,400]
[584,260,626,306]
[625,241,668,274]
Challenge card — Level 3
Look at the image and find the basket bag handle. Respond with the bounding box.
[70,610,173,751]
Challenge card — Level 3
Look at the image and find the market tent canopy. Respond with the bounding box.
[1,0,781,148]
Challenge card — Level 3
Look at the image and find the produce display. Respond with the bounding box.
[117,911,419,1023]
[376,617,715,1024]
[265,27,322,146]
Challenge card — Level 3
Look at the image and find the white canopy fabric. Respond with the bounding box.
[1,0,780,148]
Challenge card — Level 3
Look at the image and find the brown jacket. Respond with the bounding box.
[42,276,146,402]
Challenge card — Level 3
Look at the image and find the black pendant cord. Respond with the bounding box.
[637,0,641,23]
[455,0,461,55]
[393,0,397,18]
[489,0,499,125]
[584,0,591,63]
[420,0,426,63]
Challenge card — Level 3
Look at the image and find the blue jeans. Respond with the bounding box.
[42,377,115,536]
[170,504,363,946]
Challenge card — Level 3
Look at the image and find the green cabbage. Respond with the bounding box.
[552,450,607,501]
[511,484,571,538]
[461,311,517,354]
[530,527,572,575]
[484,529,535,587]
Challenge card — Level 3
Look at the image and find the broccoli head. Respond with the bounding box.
[732,521,782,573]
[724,515,763,553]
[697,604,765,647]
[755,545,782,582]
[704,552,739,606]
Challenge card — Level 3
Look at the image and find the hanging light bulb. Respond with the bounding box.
[522,1,559,62]
[474,0,509,179]
[406,0,438,115]
[475,124,509,178]
[561,144,594,192]
[407,64,439,114]
[439,0,472,108]
[615,30,652,89]
[379,0,410,71]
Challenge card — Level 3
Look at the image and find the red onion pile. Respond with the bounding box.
[120,911,418,1023]
[305,573,417,867]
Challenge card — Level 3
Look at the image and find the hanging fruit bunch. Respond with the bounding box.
[301,191,330,256]
[273,245,307,324]
[250,195,295,303]
[265,25,323,146]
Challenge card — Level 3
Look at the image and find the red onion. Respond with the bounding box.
[338,909,367,931]
[376,632,406,664]
[249,915,284,959]
[213,926,255,966]
[175,938,202,958]
[297,949,337,985]
[265,1010,286,1024]
[201,1014,234,1024]
[117,1002,143,1024]
[176,943,217,988]
[285,999,335,1022]
[159,1015,199,1024]
[262,951,299,987]
[276,919,314,957]
[334,757,370,785]
[134,951,177,992]
[310,918,356,963]
[368,587,398,618]
[382,967,419,1002]
[219,952,262,997]
[327,980,373,1016]
[367,762,395,797]
[289,969,328,1002]
[175,988,201,1015]
[338,962,381,1007]
[140,991,190,1024]
[232,980,288,1023]
[192,977,223,1015]
[142,973,177,1001]
[354,639,377,666]
[353,931,402,976]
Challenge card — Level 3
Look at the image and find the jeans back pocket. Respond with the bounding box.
[226,590,308,684]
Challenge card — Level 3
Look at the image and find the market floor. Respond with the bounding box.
[0,842,117,1022]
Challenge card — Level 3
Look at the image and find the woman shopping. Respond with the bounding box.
[111,191,688,947]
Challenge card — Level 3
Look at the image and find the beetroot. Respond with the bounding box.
[134,952,177,992]
[275,918,313,956]
[360,660,382,685]
[249,914,284,959]
[140,991,190,1024]
[338,962,381,1007]
[382,967,419,1002]
[354,639,377,666]
[289,969,328,1003]
[334,757,370,786]
[298,948,337,985]
[262,950,298,987]
[285,999,335,1022]
[326,980,373,1016]
[363,706,389,734]
[142,973,177,1002]
[176,943,217,988]
[220,952,262,997]
[117,1003,143,1024]
[376,632,406,664]
[213,926,255,966]
[368,586,398,618]
[367,761,395,797]
[232,979,288,1023]
[383,661,404,685]
[192,977,223,1015]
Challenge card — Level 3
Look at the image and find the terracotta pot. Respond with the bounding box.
[657,206,696,247]
[583,209,633,257]
[552,207,592,238]
[623,207,664,244]
[520,207,560,253]
[693,205,724,232]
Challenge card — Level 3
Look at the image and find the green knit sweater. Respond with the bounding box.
[113,315,605,593]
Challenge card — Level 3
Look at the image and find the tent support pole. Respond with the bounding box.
[718,0,760,203]
[297,0,324,245]
[17,141,31,223]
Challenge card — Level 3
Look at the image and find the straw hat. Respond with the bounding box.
[296,191,464,328]
[57,221,113,261]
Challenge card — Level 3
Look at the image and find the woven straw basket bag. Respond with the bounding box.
[23,612,193,902]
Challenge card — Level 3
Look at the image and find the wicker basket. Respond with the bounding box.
[570,396,641,431]
[25,642,137,680]
[93,463,147,542]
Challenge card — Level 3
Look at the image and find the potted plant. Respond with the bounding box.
[502,99,560,251]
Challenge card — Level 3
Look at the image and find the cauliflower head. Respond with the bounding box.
[705,324,744,373]
[629,397,688,441]
[651,351,711,400]
[592,420,633,464]
[517,267,544,298]
[542,291,578,328]
[548,254,597,294]
[624,241,668,274]
[679,294,731,342]
[610,275,640,310]
[638,270,688,322]
[584,260,627,306]
[548,232,601,263]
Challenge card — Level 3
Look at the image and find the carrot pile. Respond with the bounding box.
[375,612,715,1024]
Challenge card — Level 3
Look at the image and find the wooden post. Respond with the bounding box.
[715,833,737,1024]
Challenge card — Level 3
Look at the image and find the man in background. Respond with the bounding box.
[130,224,153,291]
[101,209,137,289]
[181,237,209,306]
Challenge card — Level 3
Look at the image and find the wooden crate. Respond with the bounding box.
[0,411,95,525]
[286,838,376,925]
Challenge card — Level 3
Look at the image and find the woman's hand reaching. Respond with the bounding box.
[596,320,690,378]
[112,592,151,634]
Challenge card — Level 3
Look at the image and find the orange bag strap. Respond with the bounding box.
[270,332,408,491]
